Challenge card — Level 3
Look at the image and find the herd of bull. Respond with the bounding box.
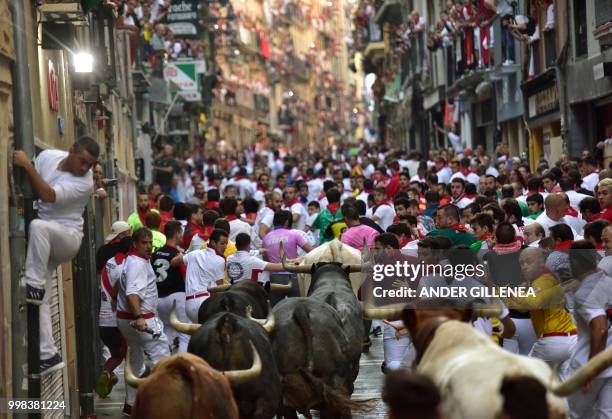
[122,240,612,419]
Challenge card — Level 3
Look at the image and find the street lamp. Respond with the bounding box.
[73,51,94,73]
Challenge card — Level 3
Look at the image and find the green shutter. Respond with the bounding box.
[81,0,102,13]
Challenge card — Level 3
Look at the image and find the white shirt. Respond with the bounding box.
[254,206,274,241]
[99,254,126,327]
[582,172,599,192]
[451,195,472,209]
[485,166,499,177]
[117,254,159,315]
[182,248,225,295]
[226,250,268,283]
[598,256,612,277]
[569,270,612,378]
[373,204,396,231]
[534,212,579,237]
[284,201,308,231]
[466,172,480,186]
[307,178,324,202]
[232,177,255,199]
[447,132,463,154]
[356,191,369,204]
[436,167,452,184]
[253,189,266,205]
[228,218,252,242]
[34,149,93,230]
[566,190,590,212]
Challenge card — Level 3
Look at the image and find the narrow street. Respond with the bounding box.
[94,335,386,418]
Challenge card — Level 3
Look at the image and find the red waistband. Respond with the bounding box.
[186,292,210,301]
[116,311,155,320]
[542,330,577,338]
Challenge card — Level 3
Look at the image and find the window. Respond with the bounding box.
[574,0,588,57]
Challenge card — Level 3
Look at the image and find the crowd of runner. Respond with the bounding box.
[93,139,612,417]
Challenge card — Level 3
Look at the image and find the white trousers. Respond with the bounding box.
[568,377,612,419]
[503,318,537,356]
[384,336,415,370]
[117,317,170,405]
[529,335,576,381]
[25,219,83,359]
[185,295,209,323]
[157,292,190,353]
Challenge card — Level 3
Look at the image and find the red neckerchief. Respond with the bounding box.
[554,240,573,251]
[588,213,602,222]
[566,207,579,218]
[128,248,150,260]
[596,242,605,250]
[225,215,238,221]
[286,198,300,207]
[206,201,220,209]
[493,241,522,255]
[257,184,267,192]
[464,194,476,199]
[186,221,201,231]
[460,168,469,177]
[327,202,341,215]
[266,205,275,211]
[274,184,285,190]
[363,188,373,194]
[449,224,469,232]
[399,238,411,248]
[245,212,257,221]
[479,234,490,241]
[393,215,400,223]
[138,208,148,225]
[234,175,246,181]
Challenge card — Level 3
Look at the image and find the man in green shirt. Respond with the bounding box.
[127,192,158,231]
[153,145,180,194]
[312,189,343,244]
[526,193,544,220]
[427,204,476,247]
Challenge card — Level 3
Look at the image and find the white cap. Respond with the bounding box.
[105,221,131,243]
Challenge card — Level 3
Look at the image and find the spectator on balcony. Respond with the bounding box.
[460,0,477,70]
[151,23,167,51]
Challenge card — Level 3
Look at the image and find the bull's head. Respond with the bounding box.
[125,341,263,388]
[279,241,366,274]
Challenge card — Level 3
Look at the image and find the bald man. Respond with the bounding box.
[535,194,581,237]
[524,223,545,247]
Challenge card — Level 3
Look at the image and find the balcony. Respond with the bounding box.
[375,0,403,25]
[39,0,89,25]
[363,21,385,63]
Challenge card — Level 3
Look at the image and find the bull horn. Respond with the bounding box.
[124,347,147,388]
[551,348,612,396]
[223,341,262,385]
[363,303,406,320]
[331,240,340,261]
[170,301,201,334]
[246,305,275,333]
[208,284,231,293]
[269,283,292,293]
[280,241,312,273]
[342,263,371,273]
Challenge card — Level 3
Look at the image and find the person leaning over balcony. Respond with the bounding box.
[13,137,99,374]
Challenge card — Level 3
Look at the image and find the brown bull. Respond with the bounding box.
[127,344,262,419]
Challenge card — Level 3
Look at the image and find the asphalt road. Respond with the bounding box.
[94,334,387,418]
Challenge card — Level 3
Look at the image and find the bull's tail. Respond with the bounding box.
[297,368,376,415]
[293,304,314,371]
[552,347,612,396]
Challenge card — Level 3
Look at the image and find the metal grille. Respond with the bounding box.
[41,269,67,419]
[595,0,612,28]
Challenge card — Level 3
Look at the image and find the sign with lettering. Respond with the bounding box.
[527,83,558,119]
[164,0,201,37]
[164,60,206,102]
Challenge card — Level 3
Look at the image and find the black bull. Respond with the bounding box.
[198,280,270,323]
[271,262,369,419]
[186,312,283,419]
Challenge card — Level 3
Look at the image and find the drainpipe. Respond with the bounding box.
[8,0,37,407]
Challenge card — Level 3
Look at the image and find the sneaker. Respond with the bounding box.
[95,371,111,398]
[370,326,382,337]
[503,59,515,66]
[40,353,64,375]
[122,403,132,417]
[26,285,45,305]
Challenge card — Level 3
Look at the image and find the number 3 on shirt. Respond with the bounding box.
[153,258,170,283]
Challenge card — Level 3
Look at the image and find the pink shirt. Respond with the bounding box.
[262,228,308,263]
[341,224,379,251]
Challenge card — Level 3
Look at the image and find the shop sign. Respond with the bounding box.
[164,0,201,37]
[527,83,558,119]
[164,60,206,102]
